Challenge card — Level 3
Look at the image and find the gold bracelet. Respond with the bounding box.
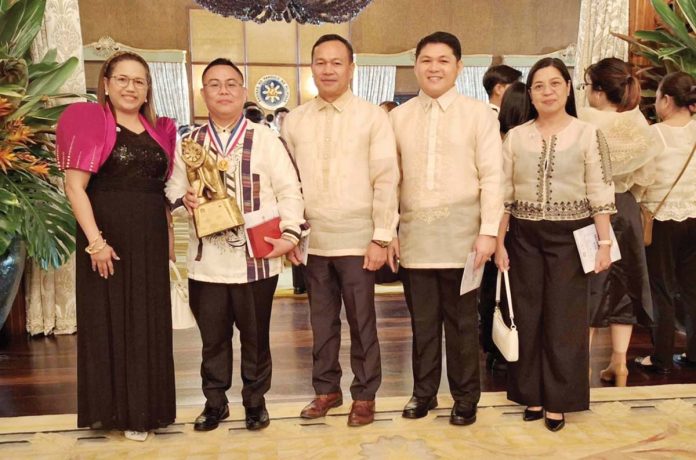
[87,231,103,246]
[597,239,612,246]
[85,237,108,255]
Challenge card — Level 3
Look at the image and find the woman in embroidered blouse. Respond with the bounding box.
[58,51,177,441]
[635,72,696,374]
[579,58,660,386]
[495,58,615,432]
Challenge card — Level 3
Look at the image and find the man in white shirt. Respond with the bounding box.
[282,34,399,426]
[389,31,504,426]
[166,58,305,433]
[482,64,522,113]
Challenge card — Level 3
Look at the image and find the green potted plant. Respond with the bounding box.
[613,0,696,116]
[0,0,84,329]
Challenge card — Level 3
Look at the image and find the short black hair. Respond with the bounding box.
[482,65,522,96]
[202,58,244,83]
[274,107,289,116]
[245,106,264,124]
[415,31,461,61]
[244,101,259,109]
[311,34,354,63]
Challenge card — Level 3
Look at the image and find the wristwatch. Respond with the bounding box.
[371,239,390,248]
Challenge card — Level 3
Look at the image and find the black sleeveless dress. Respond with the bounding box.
[76,126,175,431]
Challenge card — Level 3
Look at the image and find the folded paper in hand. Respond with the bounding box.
[572,224,621,274]
[460,251,485,295]
[244,206,281,259]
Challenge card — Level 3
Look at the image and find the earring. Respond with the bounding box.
[105,91,109,96]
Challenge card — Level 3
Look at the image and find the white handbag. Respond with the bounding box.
[170,260,197,330]
[492,269,519,362]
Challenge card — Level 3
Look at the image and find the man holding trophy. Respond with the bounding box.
[165,58,305,432]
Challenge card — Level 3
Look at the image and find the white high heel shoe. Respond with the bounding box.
[124,430,149,442]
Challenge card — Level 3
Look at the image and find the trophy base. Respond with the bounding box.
[193,198,245,238]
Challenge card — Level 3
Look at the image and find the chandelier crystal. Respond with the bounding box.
[194,0,375,24]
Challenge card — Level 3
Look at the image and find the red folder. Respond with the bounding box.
[246,216,281,258]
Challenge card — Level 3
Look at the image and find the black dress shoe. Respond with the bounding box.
[450,401,476,426]
[486,352,508,372]
[544,413,565,432]
[634,356,671,374]
[402,396,438,419]
[293,287,306,295]
[523,407,543,421]
[194,404,230,431]
[245,405,270,431]
[673,353,696,368]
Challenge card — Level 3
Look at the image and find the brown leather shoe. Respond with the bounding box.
[347,400,375,426]
[300,392,343,419]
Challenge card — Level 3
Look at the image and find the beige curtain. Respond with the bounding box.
[25,0,86,335]
[353,65,396,105]
[573,0,629,108]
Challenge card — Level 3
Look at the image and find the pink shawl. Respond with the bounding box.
[56,102,176,178]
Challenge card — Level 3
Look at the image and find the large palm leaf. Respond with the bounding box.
[0,171,75,269]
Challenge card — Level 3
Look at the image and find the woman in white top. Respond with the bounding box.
[635,72,696,374]
[496,58,615,432]
[579,58,660,386]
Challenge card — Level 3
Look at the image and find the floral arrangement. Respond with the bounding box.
[0,0,87,268]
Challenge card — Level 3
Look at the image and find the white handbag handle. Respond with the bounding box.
[169,260,184,282]
[495,269,516,329]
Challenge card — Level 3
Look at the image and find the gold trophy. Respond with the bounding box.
[181,138,244,238]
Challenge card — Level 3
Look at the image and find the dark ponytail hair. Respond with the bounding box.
[659,71,696,112]
[499,81,530,135]
[584,57,640,112]
[526,57,577,119]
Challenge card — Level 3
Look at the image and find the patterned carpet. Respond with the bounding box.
[1,385,695,459]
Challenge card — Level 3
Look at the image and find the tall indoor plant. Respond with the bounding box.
[0,0,82,329]
[613,0,696,114]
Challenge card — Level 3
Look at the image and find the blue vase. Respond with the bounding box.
[0,237,26,332]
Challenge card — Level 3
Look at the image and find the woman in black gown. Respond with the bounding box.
[58,51,177,441]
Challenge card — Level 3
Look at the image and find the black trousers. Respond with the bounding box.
[401,268,480,406]
[305,255,381,400]
[645,218,696,367]
[292,264,306,290]
[188,276,278,408]
[479,260,502,357]
[506,217,591,413]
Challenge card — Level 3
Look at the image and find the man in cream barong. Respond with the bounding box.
[282,34,399,427]
[388,31,504,426]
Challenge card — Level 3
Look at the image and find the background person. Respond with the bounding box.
[580,57,659,386]
[635,72,696,374]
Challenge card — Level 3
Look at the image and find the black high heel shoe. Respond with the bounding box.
[544,412,565,432]
[634,356,670,374]
[522,407,543,421]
